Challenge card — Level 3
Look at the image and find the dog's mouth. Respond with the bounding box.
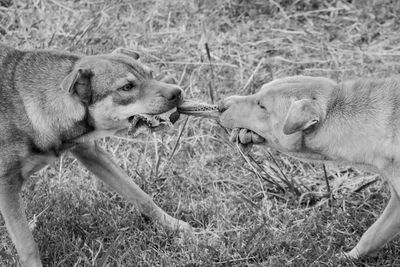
[127,108,179,135]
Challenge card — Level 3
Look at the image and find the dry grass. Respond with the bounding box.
[1,0,400,266]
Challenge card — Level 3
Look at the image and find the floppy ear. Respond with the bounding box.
[283,99,322,135]
[160,75,177,84]
[112,47,140,60]
[61,68,93,105]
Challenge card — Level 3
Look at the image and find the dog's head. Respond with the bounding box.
[220,76,336,153]
[61,48,182,133]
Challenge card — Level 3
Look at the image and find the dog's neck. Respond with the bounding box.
[15,50,93,153]
[306,78,400,171]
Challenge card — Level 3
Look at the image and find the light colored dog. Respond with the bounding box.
[0,44,190,267]
[219,75,400,259]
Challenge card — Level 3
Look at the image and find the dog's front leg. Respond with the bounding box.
[71,141,191,233]
[0,186,42,267]
[346,184,400,259]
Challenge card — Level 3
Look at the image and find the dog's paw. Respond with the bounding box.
[345,249,360,259]
[336,248,360,261]
[175,220,193,234]
[162,216,193,235]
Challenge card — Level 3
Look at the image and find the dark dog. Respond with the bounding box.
[0,45,190,266]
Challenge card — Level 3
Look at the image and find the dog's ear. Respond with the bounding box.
[159,75,177,84]
[112,47,140,60]
[283,99,322,135]
[61,68,93,105]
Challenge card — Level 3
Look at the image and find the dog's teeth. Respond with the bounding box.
[130,116,140,127]
[127,108,177,136]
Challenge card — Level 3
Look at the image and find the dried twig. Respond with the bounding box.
[243,58,265,94]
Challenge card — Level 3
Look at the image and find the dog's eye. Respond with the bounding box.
[119,82,136,92]
[257,100,266,110]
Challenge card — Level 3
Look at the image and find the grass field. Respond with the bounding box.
[1,0,400,266]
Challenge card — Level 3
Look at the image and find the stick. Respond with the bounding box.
[243,58,265,94]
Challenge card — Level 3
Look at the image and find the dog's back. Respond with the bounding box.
[0,45,33,178]
[0,46,30,134]
[335,77,400,119]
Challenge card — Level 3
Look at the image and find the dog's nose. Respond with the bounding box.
[163,87,182,102]
[219,96,238,113]
[218,100,228,113]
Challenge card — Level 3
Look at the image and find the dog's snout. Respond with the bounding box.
[163,87,182,102]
